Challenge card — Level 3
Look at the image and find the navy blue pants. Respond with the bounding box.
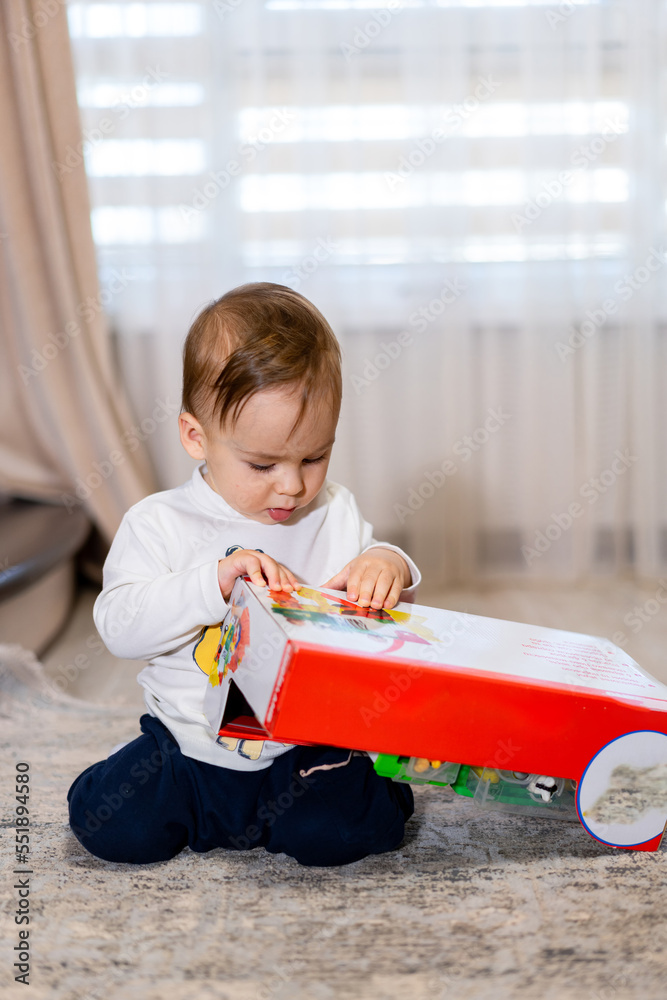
[67,714,413,867]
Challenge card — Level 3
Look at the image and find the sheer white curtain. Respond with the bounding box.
[67,0,667,587]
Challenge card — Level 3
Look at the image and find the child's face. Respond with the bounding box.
[179,386,338,525]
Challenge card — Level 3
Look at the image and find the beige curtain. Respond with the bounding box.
[0,0,158,545]
[66,1,667,588]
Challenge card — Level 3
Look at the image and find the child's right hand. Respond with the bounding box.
[217,550,298,602]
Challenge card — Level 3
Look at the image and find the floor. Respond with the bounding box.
[1,579,666,1000]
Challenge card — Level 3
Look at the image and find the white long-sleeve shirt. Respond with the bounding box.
[93,462,421,770]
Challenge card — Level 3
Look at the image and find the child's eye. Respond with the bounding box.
[248,454,326,473]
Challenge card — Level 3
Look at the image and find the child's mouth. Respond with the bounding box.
[267,507,295,522]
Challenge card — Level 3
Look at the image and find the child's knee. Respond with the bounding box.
[264,757,414,866]
[271,804,410,866]
[68,784,184,863]
[67,761,185,864]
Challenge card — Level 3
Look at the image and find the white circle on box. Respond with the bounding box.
[577,730,667,847]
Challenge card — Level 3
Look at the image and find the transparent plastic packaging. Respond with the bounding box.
[403,758,460,784]
[375,754,460,786]
[462,766,579,821]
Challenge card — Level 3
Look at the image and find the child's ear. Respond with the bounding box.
[179,412,207,460]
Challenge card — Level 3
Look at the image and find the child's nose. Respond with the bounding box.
[276,466,304,497]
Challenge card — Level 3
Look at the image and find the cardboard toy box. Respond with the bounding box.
[203,579,667,852]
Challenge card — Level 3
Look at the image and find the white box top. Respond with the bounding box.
[252,584,667,703]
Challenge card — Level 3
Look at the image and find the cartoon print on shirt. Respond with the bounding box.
[215,734,265,760]
[193,621,223,678]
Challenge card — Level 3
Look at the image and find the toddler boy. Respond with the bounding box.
[68,283,420,866]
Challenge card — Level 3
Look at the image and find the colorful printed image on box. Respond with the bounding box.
[266,585,439,654]
[195,591,250,688]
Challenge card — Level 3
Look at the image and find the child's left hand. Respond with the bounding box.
[322,548,411,610]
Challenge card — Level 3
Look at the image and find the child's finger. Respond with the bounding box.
[257,556,296,593]
[321,565,350,592]
[242,553,273,588]
[257,555,285,591]
[235,553,262,584]
[365,568,395,609]
[278,567,298,591]
[352,569,376,607]
[344,565,364,603]
[381,576,404,610]
[249,567,267,587]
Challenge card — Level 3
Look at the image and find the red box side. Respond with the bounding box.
[218,716,271,740]
[262,641,667,778]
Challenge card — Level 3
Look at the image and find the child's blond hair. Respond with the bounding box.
[182,282,342,432]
